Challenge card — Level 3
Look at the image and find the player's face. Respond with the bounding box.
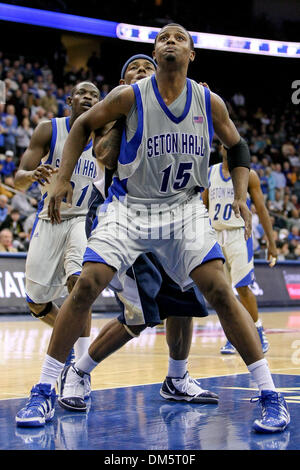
[153,25,195,65]
[71,83,100,116]
[122,59,156,85]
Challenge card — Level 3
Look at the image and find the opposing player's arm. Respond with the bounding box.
[93,117,126,170]
[14,120,55,190]
[210,91,251,239]
[248,170,278,266]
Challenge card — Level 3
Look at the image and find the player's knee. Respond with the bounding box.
[73,270,106,305]
[28,301,53,319]
[205,282,234,312]
[122,323,146,338]
[236,285,250,299]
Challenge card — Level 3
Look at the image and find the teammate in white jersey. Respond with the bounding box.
[202,144,278,354]
[14,81,100,369]
[17,24,290,433]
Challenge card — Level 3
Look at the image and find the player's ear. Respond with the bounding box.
[152,49,156,62]
[119,79,125,85]
[189,50,195,63]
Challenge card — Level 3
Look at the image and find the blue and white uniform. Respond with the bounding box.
[208,162,254,288]
[86,167,208,327]
[26,116,96,304]
[84,75,224,292]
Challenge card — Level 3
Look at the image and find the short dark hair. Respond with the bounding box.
[70,81,99,97]
[154,23,194,51]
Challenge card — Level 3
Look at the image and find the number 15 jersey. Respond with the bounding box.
[107,75,213,208]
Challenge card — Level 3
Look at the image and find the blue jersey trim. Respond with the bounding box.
[220,163,231,182]
[235,268,255,288]
[204,87,214,146]
[83,247,109,266]
[246,235,253,263]
[25,293,35,303]
[151,74,192,124]
[118,83,144,165]
[30,192,47,239]
[45,118,57,164]
[65,116,93,152]
[201,242,225,265]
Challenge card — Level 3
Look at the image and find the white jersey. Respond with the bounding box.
[208,163,250,230]
[105,75,213,209]
[38,117,97,220]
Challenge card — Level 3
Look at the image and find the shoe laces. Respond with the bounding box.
[28,388,52,408]
[177,373,204,396]
[250,392,283,419]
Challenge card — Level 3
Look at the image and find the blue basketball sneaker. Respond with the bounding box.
[251,390,290,433]
[160,371,219,404]
[257,326,269,354]
[220,340,236,354]
[15,383,56,428]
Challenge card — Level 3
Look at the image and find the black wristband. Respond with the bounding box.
[226,138,250,172]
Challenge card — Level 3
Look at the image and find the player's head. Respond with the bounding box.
[120,55,157,85]
[153,23,195,66]
[67,81,100,117]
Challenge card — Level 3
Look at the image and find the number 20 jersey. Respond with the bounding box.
[208,163,250,230]
[38,116,96,220]
[107,75,213,208]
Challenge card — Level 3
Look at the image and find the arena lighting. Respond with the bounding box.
[0,3,300,58]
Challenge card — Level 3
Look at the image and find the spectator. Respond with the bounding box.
[232,91,245,107]
[283,161,297,187]
[4,104,18,128]
[40,87,58,115]
[288,225,300,243]
[276,240,290,261]
[0,194,9,222]
[0,175,15,199]
[268,188,284,214]
[272,163,286,197]
[15,117,33,157]
[0,208,27,244]
[257,168,269,200]
[11,189,37,220]
[2,116,17,154]
[0,228,17,252]
[0,150,16,179]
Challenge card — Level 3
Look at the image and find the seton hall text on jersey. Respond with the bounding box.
[210,186,235,200]
[55,157,97,179]
[147,133,205,158]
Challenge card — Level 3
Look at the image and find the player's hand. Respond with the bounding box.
[267,245,278,267]
[232,199,252,240]
[48,178,73,224]
[31,164,58,186]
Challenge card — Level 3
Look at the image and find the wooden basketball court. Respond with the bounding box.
[1,309,300,450]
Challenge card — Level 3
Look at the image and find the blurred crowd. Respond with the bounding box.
[0,49,299,260]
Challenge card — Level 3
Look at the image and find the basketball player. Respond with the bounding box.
[202,144,278,354]
[86,53,218,406]
[14,81,100,394]
[16,24,290,433]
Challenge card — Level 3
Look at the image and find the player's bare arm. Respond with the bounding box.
[49,85,135,224]
[248,169,278,266]
[14,120,57,190]
[210,91,252,239]
[93,118,126,170]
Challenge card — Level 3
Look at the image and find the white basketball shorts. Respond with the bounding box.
[25,216,87,304]
[83,194,224,291]
[215,227,254,288]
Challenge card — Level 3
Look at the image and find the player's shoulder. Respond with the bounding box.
[31,119,53,143]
